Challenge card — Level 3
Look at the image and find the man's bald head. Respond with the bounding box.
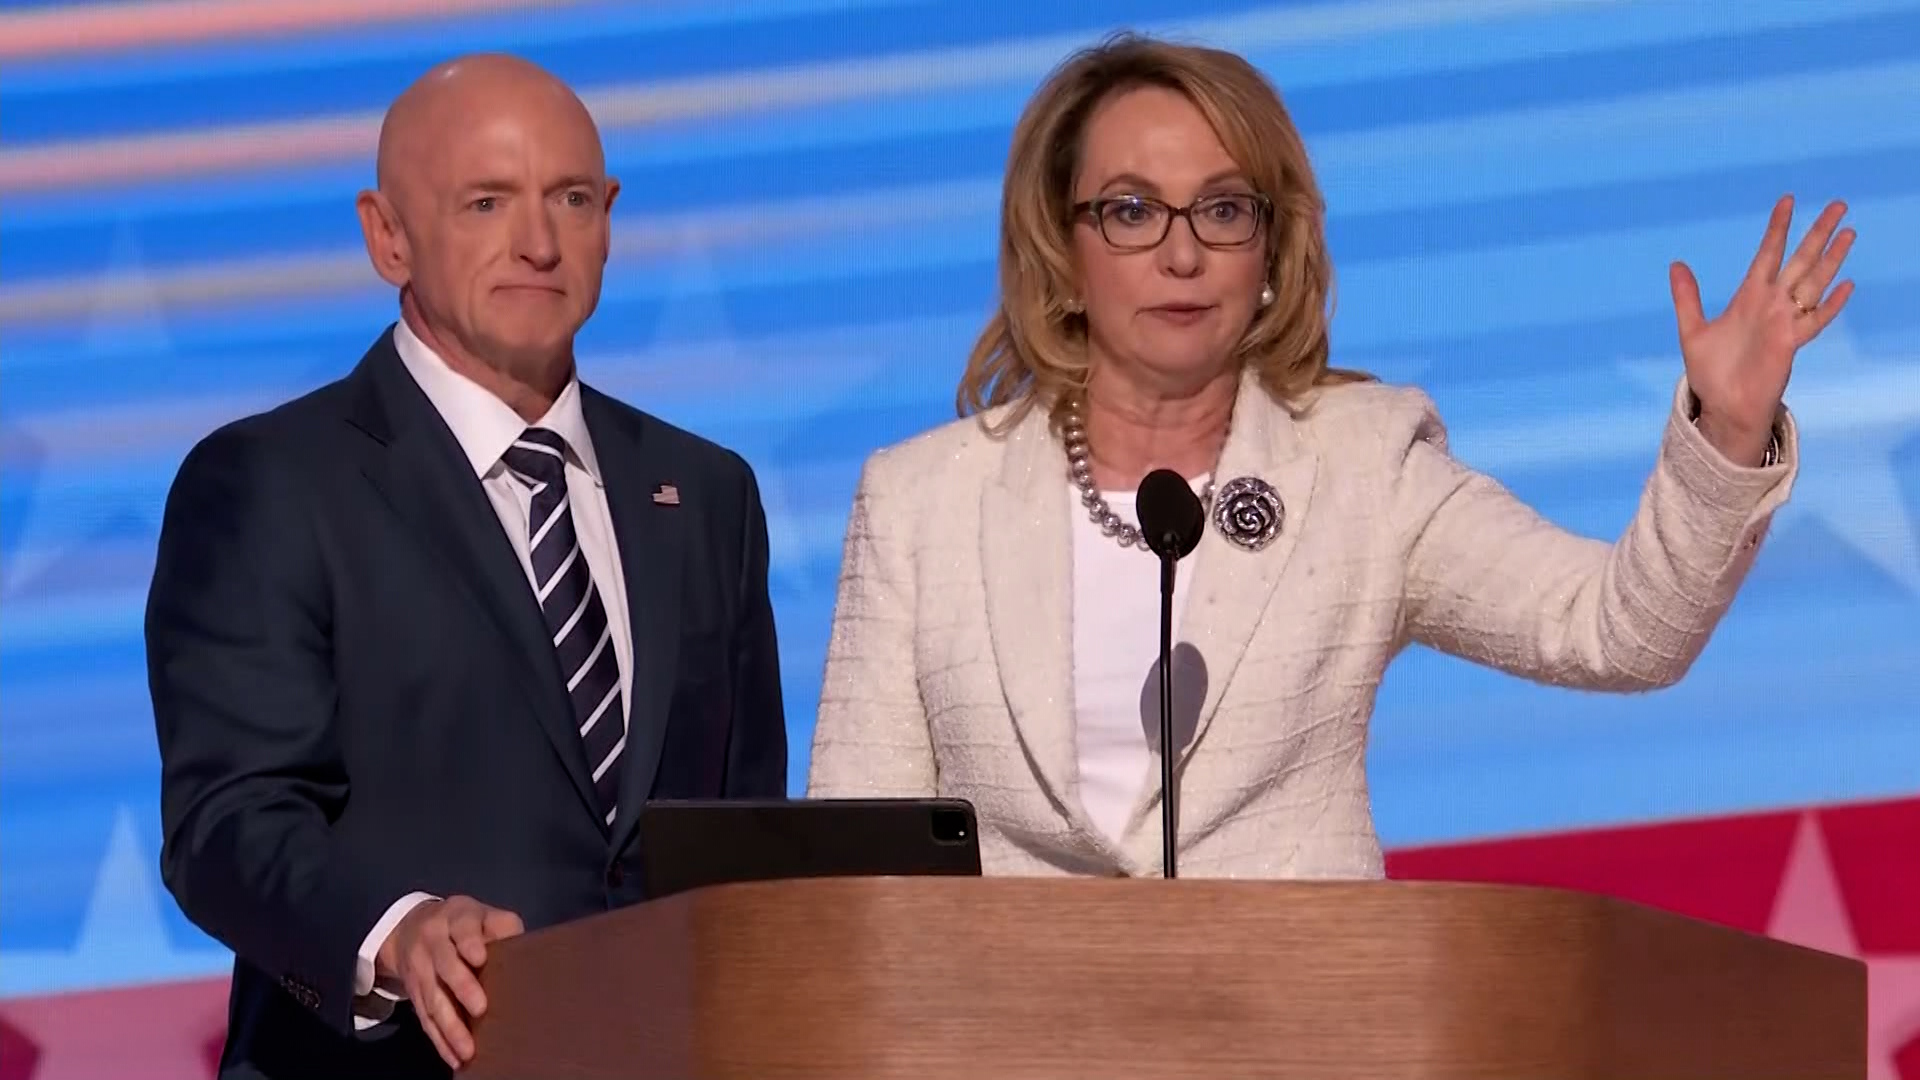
[356,53,619,419]
[375,54,604,203]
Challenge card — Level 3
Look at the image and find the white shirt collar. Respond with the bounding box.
[391,318,602,486]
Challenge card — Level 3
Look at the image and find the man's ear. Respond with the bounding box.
[355,189,412,288]
[600,176,621,265]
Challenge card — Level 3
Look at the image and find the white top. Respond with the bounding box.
[1069,475,1206,844]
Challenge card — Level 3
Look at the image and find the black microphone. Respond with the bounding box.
[1135,468,1205,879]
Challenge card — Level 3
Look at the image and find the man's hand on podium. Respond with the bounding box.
[374,895,526,1069]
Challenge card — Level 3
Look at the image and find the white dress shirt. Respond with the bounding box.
[350,319,633,1026]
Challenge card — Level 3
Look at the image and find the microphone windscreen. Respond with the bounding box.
[1136,468,1205,559]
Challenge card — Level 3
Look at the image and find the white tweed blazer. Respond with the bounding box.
[806,370,1797,880]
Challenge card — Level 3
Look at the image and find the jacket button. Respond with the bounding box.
[606,864,624,888]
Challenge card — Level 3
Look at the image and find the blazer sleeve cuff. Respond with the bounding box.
[271,846,412,1037]
[1657,374,1798,570]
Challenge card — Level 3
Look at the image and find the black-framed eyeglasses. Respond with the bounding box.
[1071,193,1271,251]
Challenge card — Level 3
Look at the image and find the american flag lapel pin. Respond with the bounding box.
[652,483,681,506]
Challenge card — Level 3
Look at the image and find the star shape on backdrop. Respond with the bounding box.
[1616,323,1920,595]
[0,978,228,1080]
[586,238,921,596]
[0,1012,39,1080]
[0,809,231,1080]
[1766,810,1920,1080]
[1,220,171,603]
[0,808,229,998]
[593,241,817,598]
[0,423,47,591]
[78,218,174,357]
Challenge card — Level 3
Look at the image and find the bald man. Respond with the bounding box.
[147,55,788,1079]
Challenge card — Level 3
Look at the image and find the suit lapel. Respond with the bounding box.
[587,390,687,853]
[1175,371,1319,765]
[981,406,1095,834]
[347,334,600,819]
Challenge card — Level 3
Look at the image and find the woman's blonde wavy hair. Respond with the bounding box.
[956,33,1372,430]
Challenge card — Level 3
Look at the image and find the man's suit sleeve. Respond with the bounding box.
[722,455,789,797]
[146,424,396,1037]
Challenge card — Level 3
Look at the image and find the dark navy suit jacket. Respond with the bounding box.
[146,327,788,1079]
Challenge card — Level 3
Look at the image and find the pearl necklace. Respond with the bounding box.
[1061,399,1220,551]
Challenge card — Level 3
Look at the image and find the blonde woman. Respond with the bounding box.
[806,34,1852,880]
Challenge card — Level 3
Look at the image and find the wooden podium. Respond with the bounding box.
[464,877,1864,1080]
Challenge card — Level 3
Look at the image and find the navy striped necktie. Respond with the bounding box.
[500,427,624,827]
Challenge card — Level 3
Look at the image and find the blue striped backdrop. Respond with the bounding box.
[2,0,1916,998]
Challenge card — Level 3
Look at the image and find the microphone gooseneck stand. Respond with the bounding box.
[1135,468,1205,880]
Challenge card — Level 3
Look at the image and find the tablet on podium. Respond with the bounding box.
[635,796,982,899]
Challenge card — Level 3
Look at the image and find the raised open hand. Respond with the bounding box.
[1668,194,1855,466]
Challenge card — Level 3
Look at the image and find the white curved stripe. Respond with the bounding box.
[1,228,1914,493]
[529,495,572,555]
[538,544,584,603]
[6,48,1918,329]
[0,315,975,469]
[9,0,1901,230]
[0,0,1610,193]
[1450,362,1920,474]
[1322,60,1920,216]
[590,734,625,782]
[554,583,595,648]
[3,196,1914,498]
[1331,193,1920,349]
[511,439,565,460]
[0,178,1000,325]
[579,679,619,738]
[567,627,612,691]
[8,339,1919,585]
[0,0,581,61]
[0,0,916,75]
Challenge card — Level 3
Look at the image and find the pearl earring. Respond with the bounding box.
[1259,284,1275,307]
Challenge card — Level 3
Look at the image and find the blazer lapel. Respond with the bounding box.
[586,390,687,853]
[980,406,1092,832]
[347,335,600,819]
[1175,371,1319,764]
